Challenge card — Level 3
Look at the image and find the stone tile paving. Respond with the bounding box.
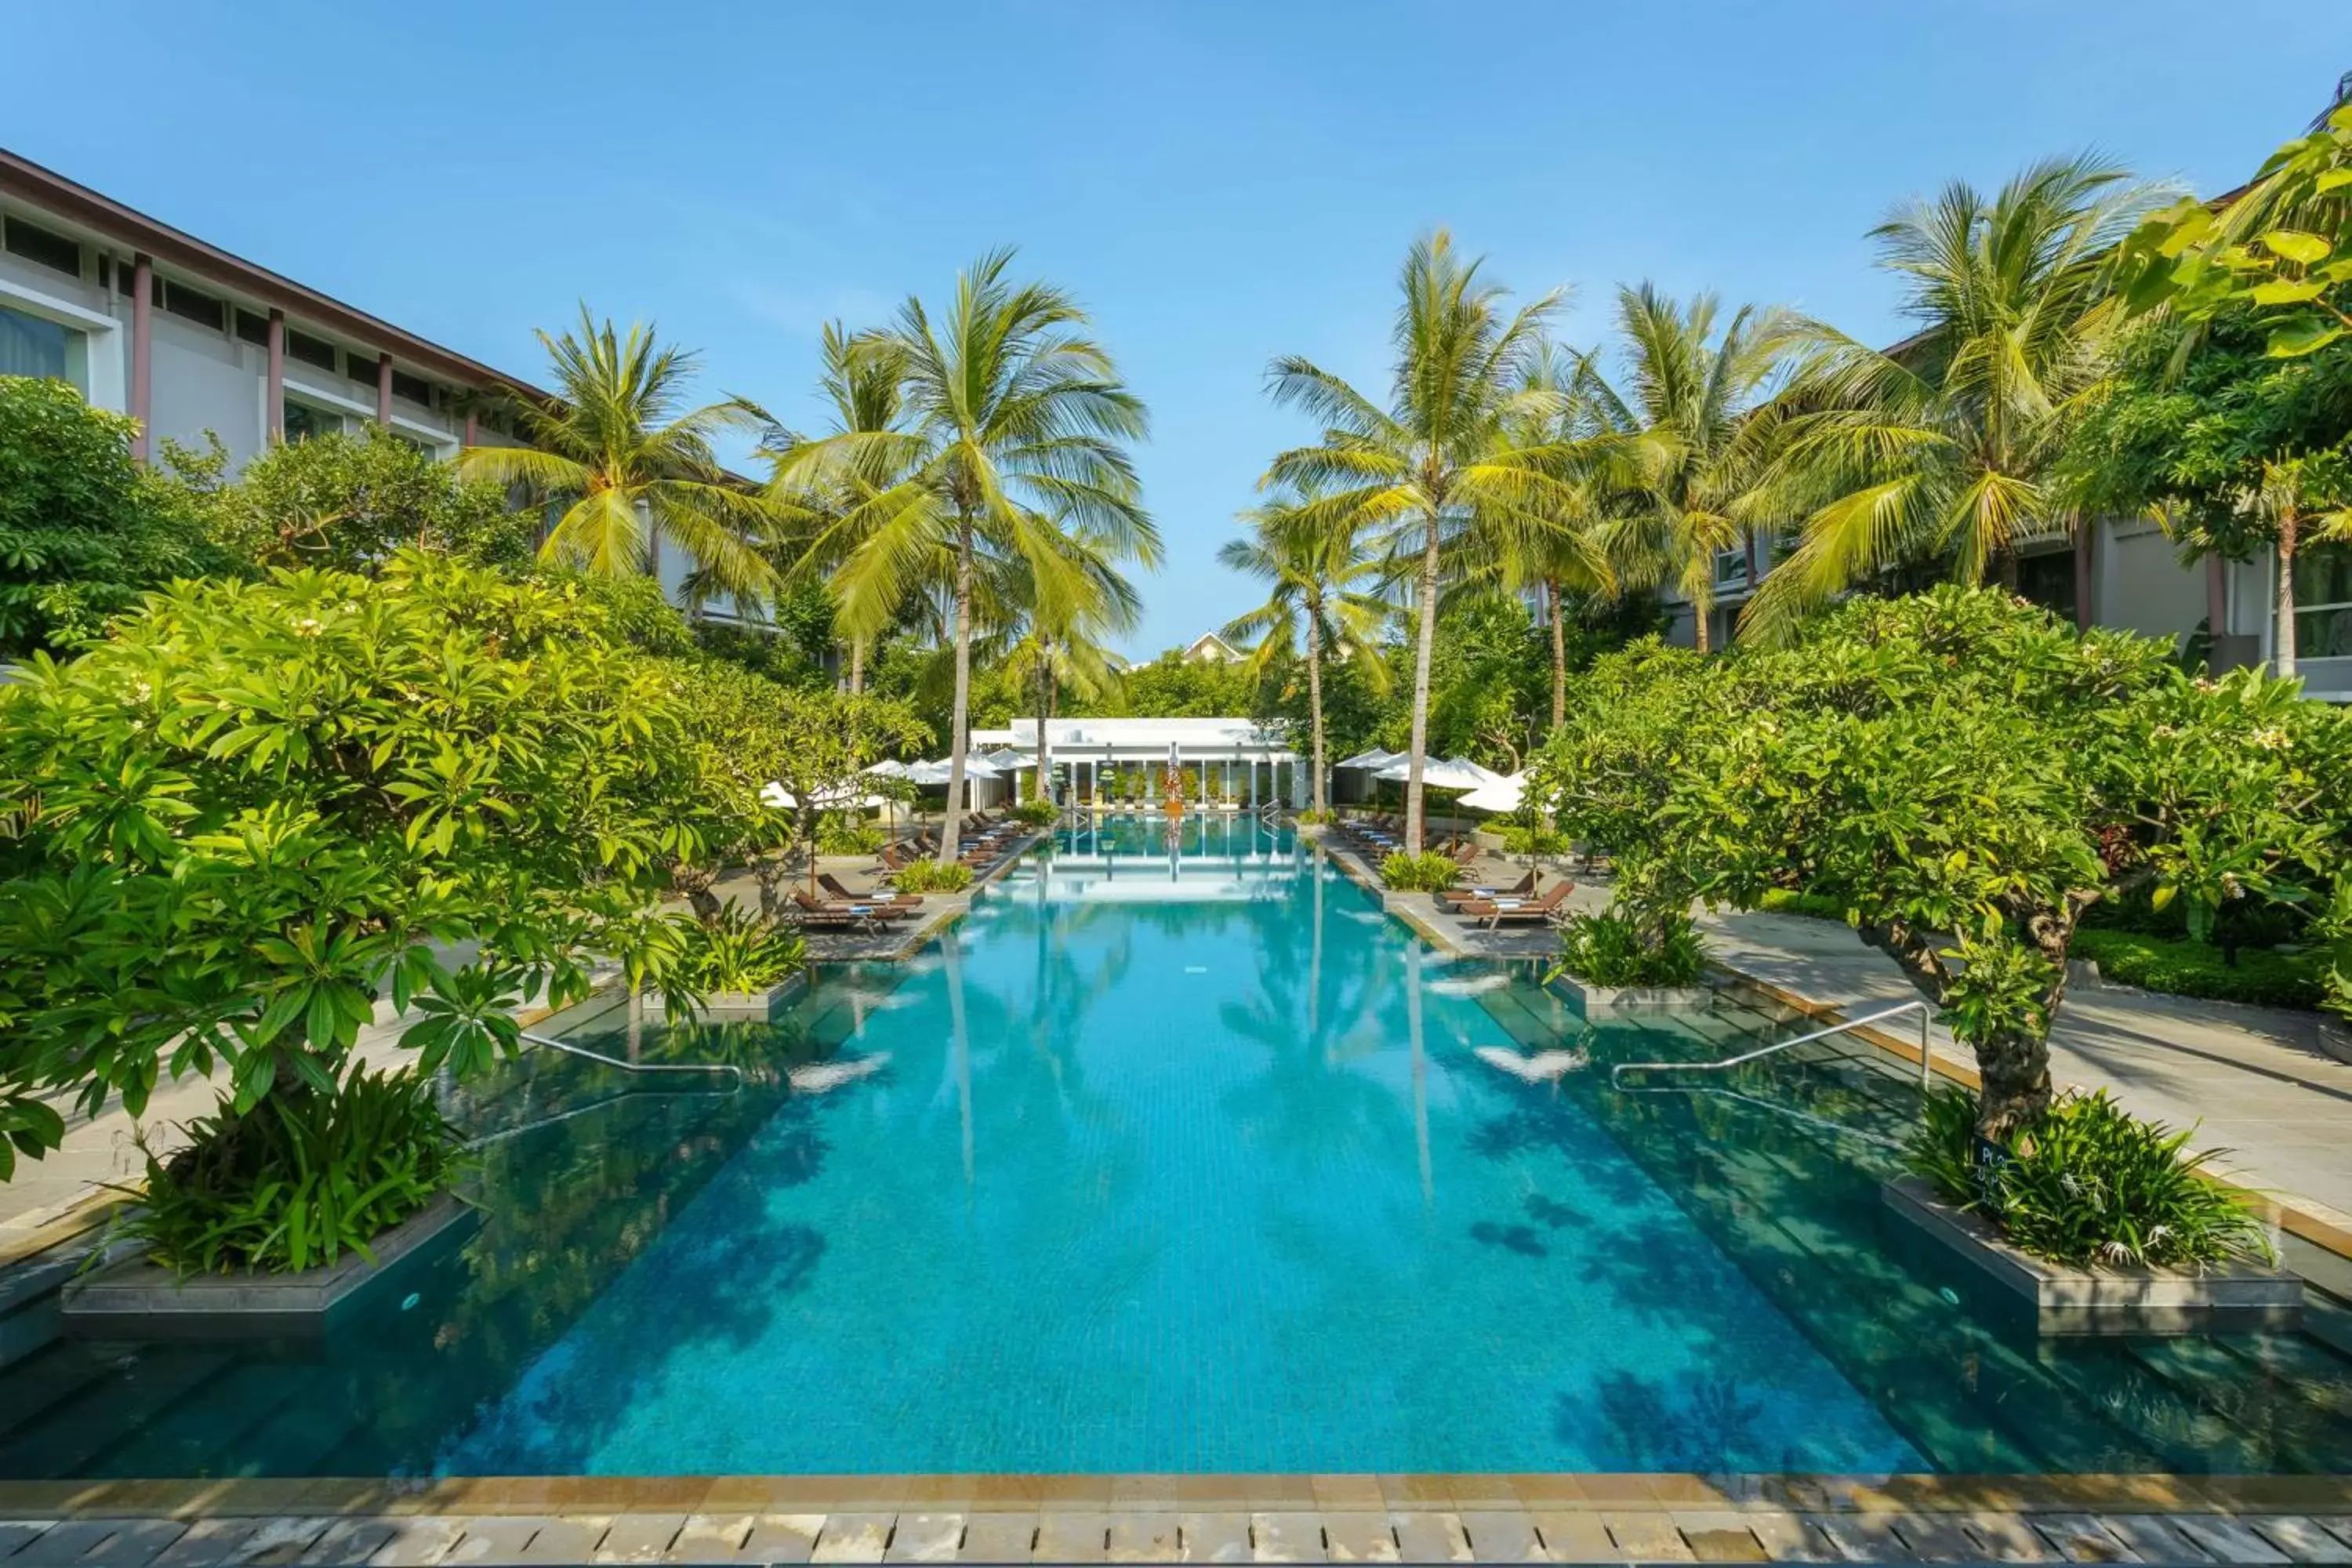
[6,1501,2352,1565]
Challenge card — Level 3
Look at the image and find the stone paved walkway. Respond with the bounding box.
[1700,907,2352,1229]
[4,1486,2352,1565]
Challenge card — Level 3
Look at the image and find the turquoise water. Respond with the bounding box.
[6,816,2352,1476]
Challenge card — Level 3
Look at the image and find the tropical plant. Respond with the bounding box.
[1219,485,1392,814]
[1529,587,2352,1137]
[1907,1086,2274,1269]
[1552,909,1703,989]
[1000,520,1139,801]
[773,252,1156,864]
[1571,287,1795,652]
[111,1062,459,1277]
[459,307,779,599]
[177,424,532,575]
[662,904,808,995]
[893,858,975,894]
[1745,155,2163,640]
[0,554,760,1213]
[1380,850,1461,892]
[1264,230,1599,851]
[0,376,228,657]
[2060,307,2352,674]
[1009,799,1061,828]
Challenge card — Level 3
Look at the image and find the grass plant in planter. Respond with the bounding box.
[1381,850,1460,892]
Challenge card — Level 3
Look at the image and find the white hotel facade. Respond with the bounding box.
[0,149,535,474]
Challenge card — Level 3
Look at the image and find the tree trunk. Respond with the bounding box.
[2276,507,2301,678]
[1692,590,1711,655]
[1998,548,2020,593]
[1546,575,1567,730]
[1305,602,1327,815]
[1742,529,1760,596]
[848,635,865,695]
[941,515,974,866]
[1404,511,1442,855]
[801,804,821,895]
[2072,517,2093,632]
[1973,1030,2055,1142]
[1033,654,1051,803]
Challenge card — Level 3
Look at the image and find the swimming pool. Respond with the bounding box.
[5,817,2351,1477]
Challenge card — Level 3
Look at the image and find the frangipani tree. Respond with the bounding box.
[771,252,1156,865]
[1218,487,1392,815]
[0,554,761,1203]
[1530,588,2352,1137]
[1264,231,1601,851]
[462,307,779,601]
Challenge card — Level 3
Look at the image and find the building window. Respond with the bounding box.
[282,398,343,442]
[0,302,81,384]
[234,309,270,347]
[287,329,338,372]
[159,279,226,332]
[2293,543,2352,660]
[2,216,82,278]
[2016,548,2078,619]
[346,350,380,387]
[389,368,433,406]
[1711,545,1750,591]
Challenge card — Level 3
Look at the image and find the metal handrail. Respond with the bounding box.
[1610,1000,1936,1098]
[517,1029,746,1085]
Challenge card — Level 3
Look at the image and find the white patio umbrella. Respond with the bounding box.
[760,782,884,811]
[907,754,1002,812]
[1457,771,1526,815]
[1334,747,1403,771]
[862,758,913,779]
[1374,756,1503,790]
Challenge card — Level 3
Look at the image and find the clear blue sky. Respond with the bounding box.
[9,2,2346,655]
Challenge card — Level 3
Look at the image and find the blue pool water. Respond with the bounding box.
[8,815,2352,1476]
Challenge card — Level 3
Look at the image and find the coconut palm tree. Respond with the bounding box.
[772,251,1156,865]
[1003,520,1139,800]
[461,307,779,599]
[1742,155,2161,641]
[1560,288,1797,653]
[1218,488,1393,815]
[1263,230,1589,852]
[764,321,913,690]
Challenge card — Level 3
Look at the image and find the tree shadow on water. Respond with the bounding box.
[1556,1370,1780,1472]
[1468,1221,1548,1258]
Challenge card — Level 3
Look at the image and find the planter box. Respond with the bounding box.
[1552,975,1716,1014]
[1881,1176,2301,1337]
[641,973,806,1022]
[60,1194,478,1341]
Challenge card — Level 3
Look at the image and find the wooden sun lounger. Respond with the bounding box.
[819,873,920,909]
[794,889,913,926]
[1442,871,1536,906]
[1456,882,1573,928]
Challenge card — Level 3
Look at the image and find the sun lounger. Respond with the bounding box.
[794,888,913,925]
[1442,871,1536,906]
[819,873,920,909]
[1456,881,1572,928]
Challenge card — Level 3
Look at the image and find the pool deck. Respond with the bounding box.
[4,1472,2352,1564]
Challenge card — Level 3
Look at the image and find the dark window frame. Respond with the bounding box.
[286,329,338,372]
[158,278,227,332]
[2,215,82,278]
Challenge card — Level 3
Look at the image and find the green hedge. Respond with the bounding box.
[1755,887,1850,922]
[2070,928,2325,1011]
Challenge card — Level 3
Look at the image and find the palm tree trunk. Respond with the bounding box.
[1691,588,1712,655]
[2276,506,2301,679]
[1546,575,1567,729]
[941,515,975,867]
[1305,604,1327,815]
[848,634,865,695]
[1742,529,1760,595]
[1033,654,1051,802]
[1404,513,1441,855]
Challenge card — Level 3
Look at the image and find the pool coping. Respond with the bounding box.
[4,1470,2350,1517]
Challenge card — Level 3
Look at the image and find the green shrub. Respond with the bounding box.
[2071,927,2325,1011]
[1499,825,1570,856]
[1907,1086,2274,1269]
[672,906,807,993]
[894,859,975,895]
[116,1065,458,1276]
[1381,851,1460,891]
[815,814,885,856]
[1009,799,1061,827]
[1293,807,1336,826]
[1551,909,1704,988]
[1755,887,1852,922]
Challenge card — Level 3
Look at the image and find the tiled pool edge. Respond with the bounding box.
[4,1476,2352,1567]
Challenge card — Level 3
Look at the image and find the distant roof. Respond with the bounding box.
[1182,631,1243,662]
[974,717,1292,753]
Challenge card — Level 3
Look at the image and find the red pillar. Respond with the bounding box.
[462,408,478,448]
[129,252,153,463]
[376,353,393,427]
[265,309,285,442]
